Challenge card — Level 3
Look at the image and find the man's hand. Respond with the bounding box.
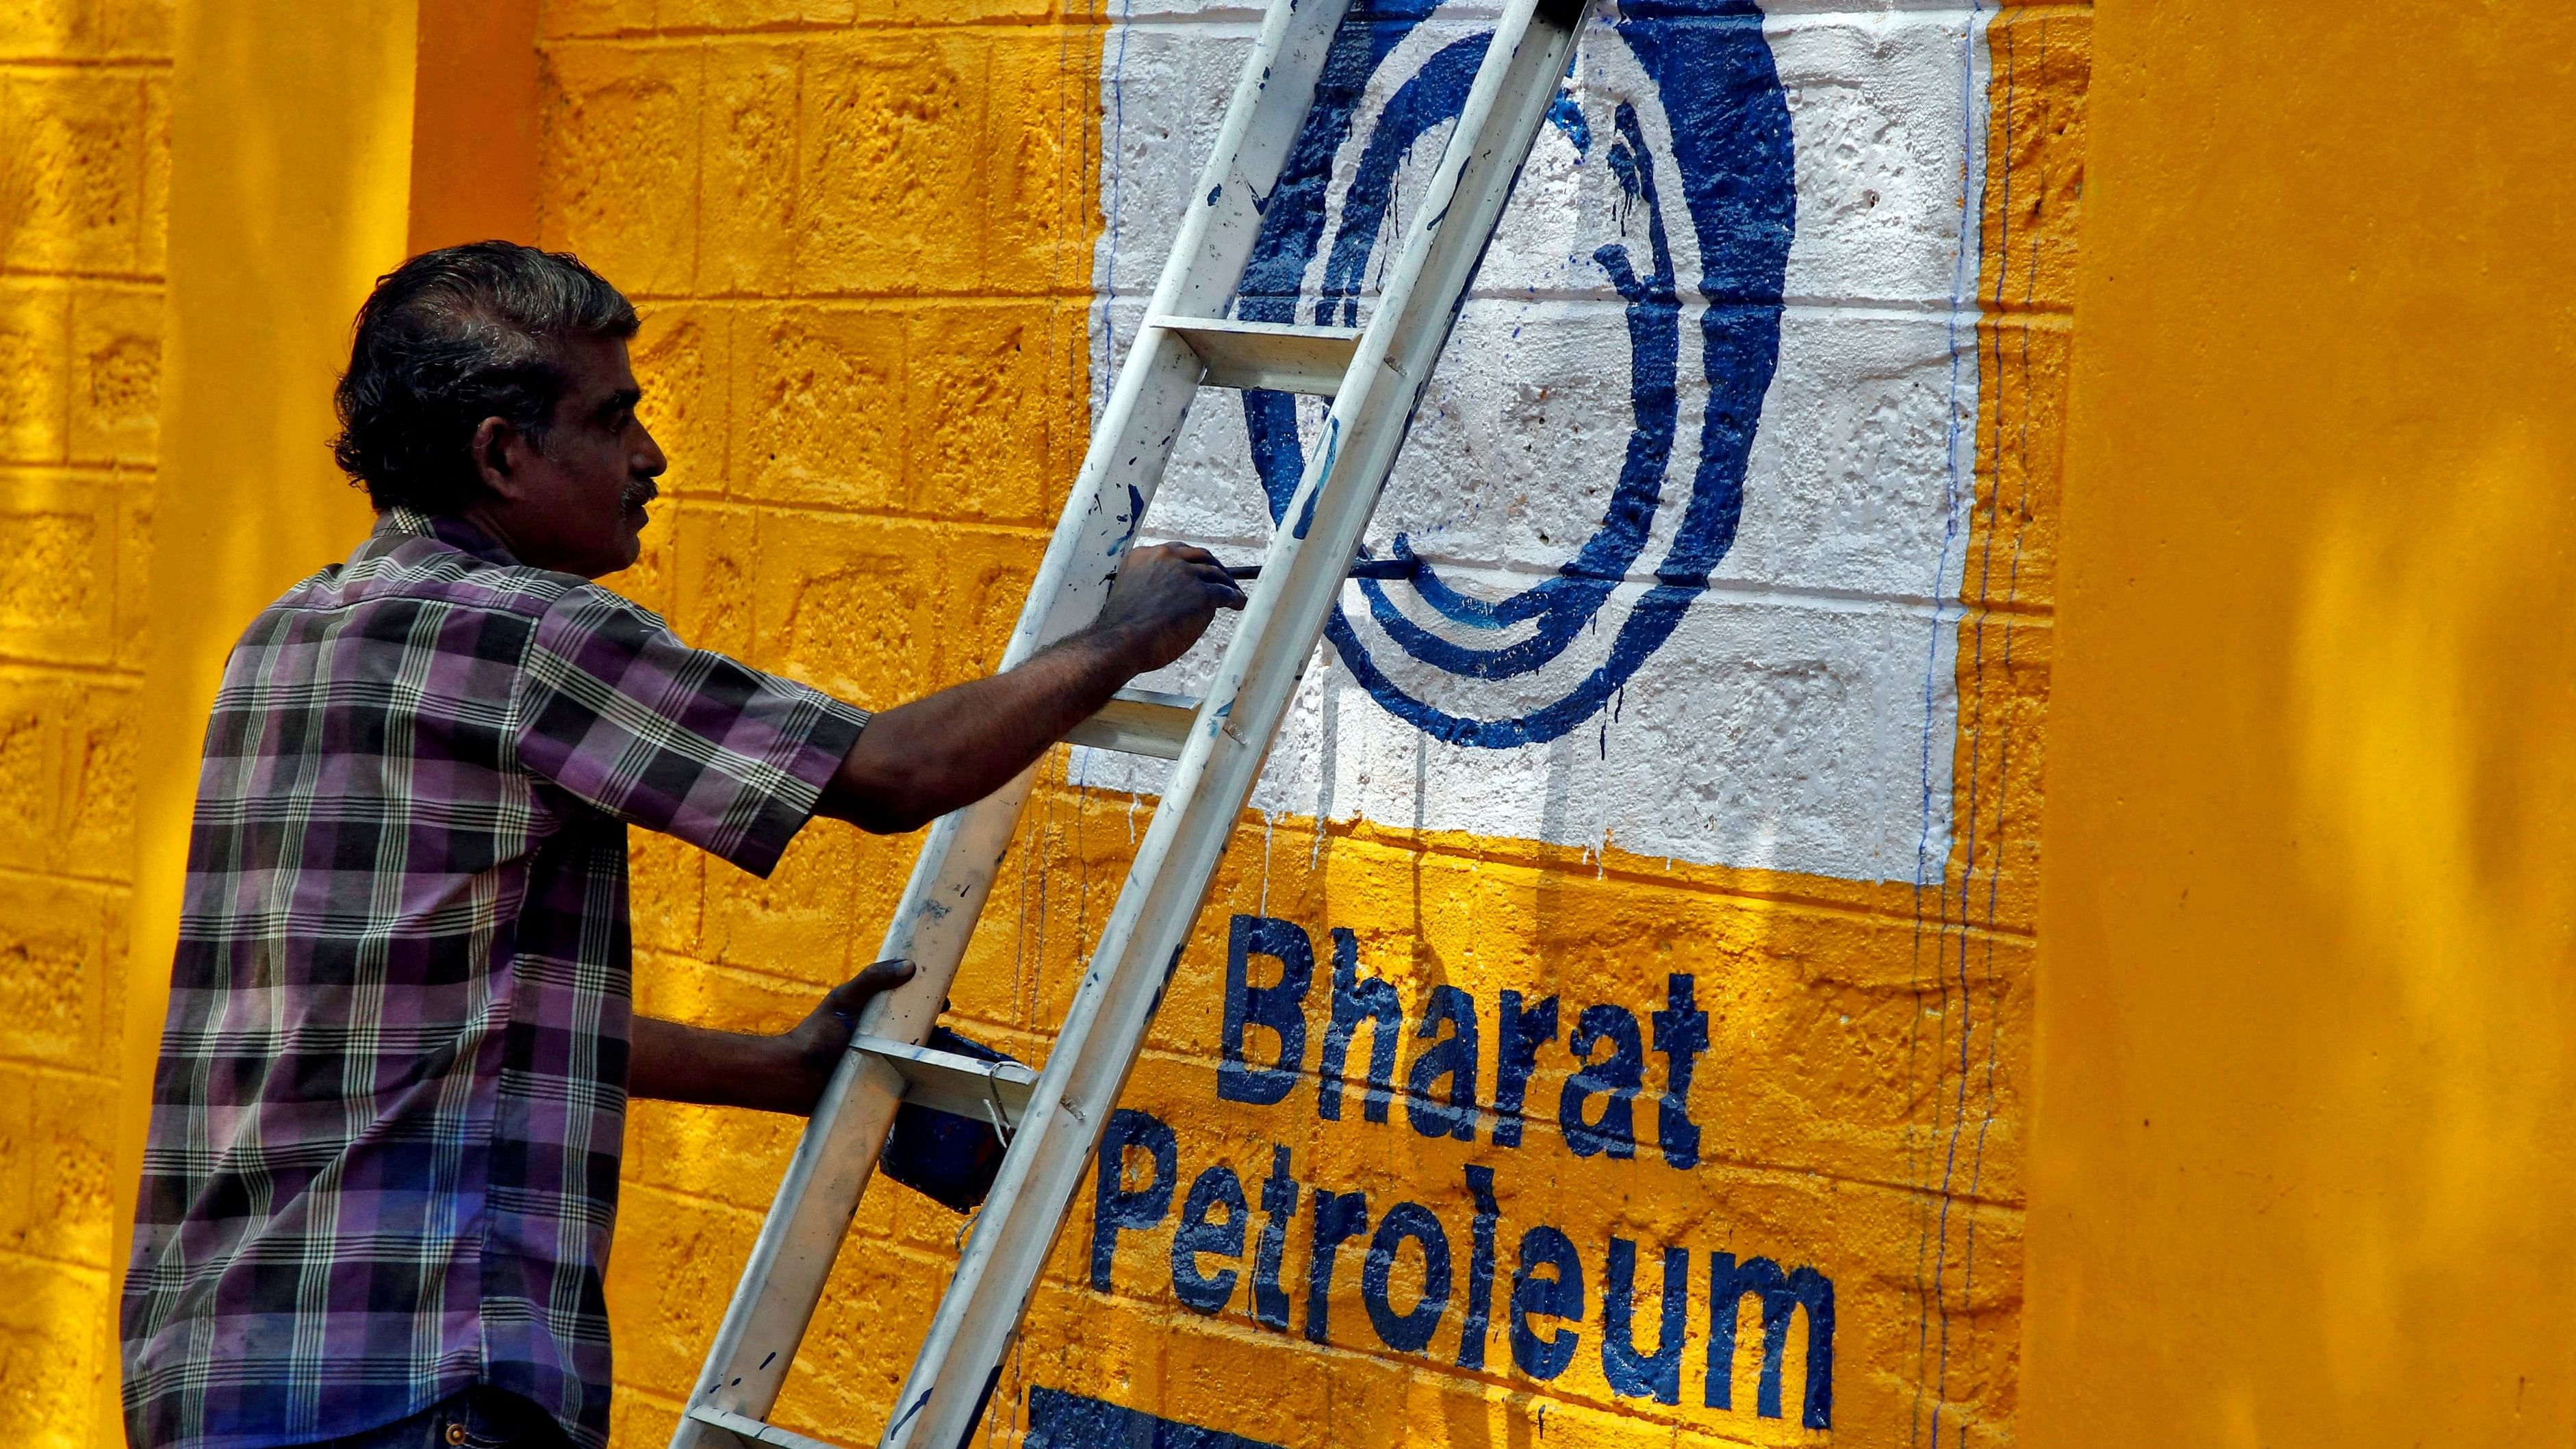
[775,959,917,1105]
[1091,543,1248,674]
[817,542,1245,834]
[629,959,917,1115]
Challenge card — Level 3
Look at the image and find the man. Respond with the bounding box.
[120,242,1242,1449]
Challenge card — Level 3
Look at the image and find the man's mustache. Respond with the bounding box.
[620,478,659,513]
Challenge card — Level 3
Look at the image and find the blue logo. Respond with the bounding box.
[1234,0,1794,749]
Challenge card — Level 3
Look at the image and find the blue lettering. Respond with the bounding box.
[1219,915,1314,1105]
[1318,927,1399,1123]
[1088,1109,1175,1292]
[1706,1253,1835,1430]
[1492,991,1559,1148]
[1559,1004,1644,1159]
[1602,1238,1689,1405]
[1169,1164,1248,1315]
[1362,1201,1453,1353]
[1456,1165,1499,1371]
[1405,984,1479,1141]
[1251,1144,1298,1331]
[1508,1224,1583,1380]
[1304,1188,1371,1345]
[1650,974,1707,1168]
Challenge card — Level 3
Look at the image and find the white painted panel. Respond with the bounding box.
[1091,1,1991,881]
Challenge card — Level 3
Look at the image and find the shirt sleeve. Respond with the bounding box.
[511,585,871,877]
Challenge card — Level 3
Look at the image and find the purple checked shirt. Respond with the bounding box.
[123,509,870,1449]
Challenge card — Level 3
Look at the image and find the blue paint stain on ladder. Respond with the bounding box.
[1026,1387,1286,1449]
[1108,483,1147,559]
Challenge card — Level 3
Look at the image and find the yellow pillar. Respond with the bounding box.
[101,2,537,1441]
[409,0,540,255]
[2025,4,2576,1444]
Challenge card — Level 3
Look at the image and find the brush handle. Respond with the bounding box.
[1225,557,1416,581]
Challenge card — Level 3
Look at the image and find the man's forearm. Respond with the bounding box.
[815,541,1242,834]
[817,625,1149,834]
[629,961,910,1116]
[629,1015,829,1114]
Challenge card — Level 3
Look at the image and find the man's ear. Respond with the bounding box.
[471,415,526,499]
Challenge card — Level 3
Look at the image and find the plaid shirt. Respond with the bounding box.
[123,509,869,1449]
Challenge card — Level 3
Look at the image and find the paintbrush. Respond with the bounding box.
[1223,556,1418,581]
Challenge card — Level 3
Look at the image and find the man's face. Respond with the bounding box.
[479,335,667,578]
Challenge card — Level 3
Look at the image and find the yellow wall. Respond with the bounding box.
[0,0,173,1434]
[105,0,420,1430]
[2022,5,2576,1445]
[562,8,2083,1449]
[523,2,1118,1439]
[38,1,2576,1448]
[0,0,2092,1442]
[5,0,539,1439]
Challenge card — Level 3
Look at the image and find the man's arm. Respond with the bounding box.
[818,542,1245,834]
[631,959,915,1112]
[631,547,1237,1112]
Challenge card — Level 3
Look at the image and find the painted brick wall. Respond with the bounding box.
[0,0,2085,1440]
[16,5,2571,1445]
[1019,9,2082,1446]
[542,3,2087,1446]
[8,3,2563,1444]
[0,0,168,1439]
[530,0,1109,1441]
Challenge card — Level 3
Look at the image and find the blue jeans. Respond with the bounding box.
[314,1390,570,1449]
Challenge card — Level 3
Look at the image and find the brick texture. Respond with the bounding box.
[0,0,2085,1443]
[525,1,2092,1445]
[530,5,1104,1433]
[0,3,168,1444]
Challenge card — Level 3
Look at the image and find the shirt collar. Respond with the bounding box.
[378,506,522,567]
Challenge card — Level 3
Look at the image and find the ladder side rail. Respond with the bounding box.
[668,337,1201,1449]
[1140,0,1350,324]
[671,0,1361,1437]
[873,3,1587,1445]
[1207,0,1589,761]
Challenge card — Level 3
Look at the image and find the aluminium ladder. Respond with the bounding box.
[672,0,1587,1442]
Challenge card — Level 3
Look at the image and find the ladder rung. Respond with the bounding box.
[850,1036,1039,1135]
[687,1406,847,1449]
[1151,314,1362,396]
[1062,686,1200,760]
